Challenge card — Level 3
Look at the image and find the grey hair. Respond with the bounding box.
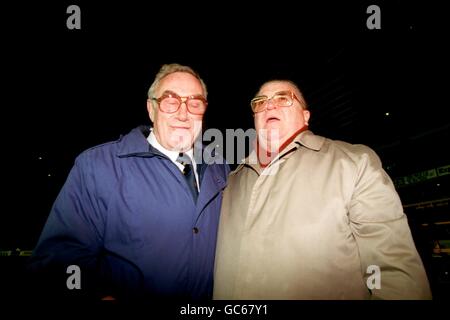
[258,79,308,109]
[147,63,208,100]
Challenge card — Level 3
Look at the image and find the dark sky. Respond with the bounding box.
[1,1,449,249]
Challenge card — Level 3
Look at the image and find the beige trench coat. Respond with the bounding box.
[213,130,431,299]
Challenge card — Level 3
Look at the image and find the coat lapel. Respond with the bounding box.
[195,164,227,222]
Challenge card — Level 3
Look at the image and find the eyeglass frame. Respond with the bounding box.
[250,90,303,113]
[151,90,208,115]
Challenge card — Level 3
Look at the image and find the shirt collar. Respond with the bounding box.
[147,131,195,164]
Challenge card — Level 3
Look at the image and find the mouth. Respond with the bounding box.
[266,116,280,124]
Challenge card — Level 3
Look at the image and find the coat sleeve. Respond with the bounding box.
[348,146,432,299]
[28,154,109,299]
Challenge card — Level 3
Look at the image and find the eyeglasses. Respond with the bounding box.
[152,90,208,115]
[250,90,302,113]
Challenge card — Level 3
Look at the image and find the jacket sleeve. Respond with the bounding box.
[28,154,109,299]
[348,146,432,299]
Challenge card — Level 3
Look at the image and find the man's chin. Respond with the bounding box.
[258,128,282,141]
[169,138,194,152]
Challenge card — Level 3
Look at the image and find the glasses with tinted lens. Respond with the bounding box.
[250,91,302,113]
[152,90,208,115]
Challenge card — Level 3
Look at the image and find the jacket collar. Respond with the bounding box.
[234,130,325,175]
[116,125,165,158]
[115,125,224,163]
[292,130,325,151]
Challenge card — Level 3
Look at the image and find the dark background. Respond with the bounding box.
[1,0,449,301]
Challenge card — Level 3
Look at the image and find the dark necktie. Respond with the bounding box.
[176,153,199,202]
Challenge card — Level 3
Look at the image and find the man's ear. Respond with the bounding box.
[147,99,155,123]
[303,110,311,123]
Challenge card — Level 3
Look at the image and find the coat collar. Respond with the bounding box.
[116,125,157,157]
[293,130,325,151]
[116,125,205,159]
[115,126,225,173]
[234,130,325,175]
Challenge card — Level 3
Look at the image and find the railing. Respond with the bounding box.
[0,249,32,257]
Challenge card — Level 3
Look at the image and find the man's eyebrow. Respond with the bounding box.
[255,90,290,98]
[159,90,178,96]
[274,90,291,95]
[161,90,205,98]
[253,94,268,99]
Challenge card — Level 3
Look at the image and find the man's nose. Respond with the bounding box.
[176,102,189,120]
[266,99,278,111]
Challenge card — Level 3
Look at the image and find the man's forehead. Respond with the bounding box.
[157,72,203,95]
[258,81,297,96]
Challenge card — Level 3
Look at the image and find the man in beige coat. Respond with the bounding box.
[213,79,431,299]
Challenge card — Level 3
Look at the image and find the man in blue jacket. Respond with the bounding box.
[29,63,229,300]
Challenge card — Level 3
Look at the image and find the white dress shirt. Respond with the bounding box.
[147,131,200,191]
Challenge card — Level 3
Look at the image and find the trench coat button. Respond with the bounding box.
[193,227,199,234]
